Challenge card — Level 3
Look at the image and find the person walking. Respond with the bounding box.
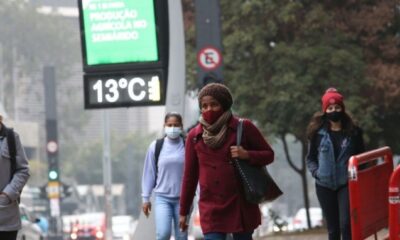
[0,115,30,240]
[179,83,275,240]
[306,88,365,240]
[141,112,187,240]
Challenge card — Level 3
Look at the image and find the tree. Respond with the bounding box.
[183,0,398,227]
[218,0,378,228]
[329,0,400,152]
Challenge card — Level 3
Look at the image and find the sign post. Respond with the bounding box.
[77,1,177,239]
[195,0,224,87]
[44,66,63,239]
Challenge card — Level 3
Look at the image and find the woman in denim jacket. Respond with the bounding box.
[306,88,365,240]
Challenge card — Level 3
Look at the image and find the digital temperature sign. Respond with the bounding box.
[84,71,165,108]
[80,0,159,67]
[77,0,169,109]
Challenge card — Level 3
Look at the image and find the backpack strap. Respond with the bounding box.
[154,138,164,167]
[6,127,17,182]
[154,138,164,185]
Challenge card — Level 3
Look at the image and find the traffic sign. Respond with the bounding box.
[197,46,222,71]
[47,181,60,199]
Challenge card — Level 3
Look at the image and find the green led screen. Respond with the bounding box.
[81,0,159,65]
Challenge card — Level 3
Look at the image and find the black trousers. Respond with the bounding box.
[316,184,351,240]
[0,231,18,240]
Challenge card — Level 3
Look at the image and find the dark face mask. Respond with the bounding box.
[326,111,344,122]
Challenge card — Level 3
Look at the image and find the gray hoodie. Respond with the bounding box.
[0,127,30,231]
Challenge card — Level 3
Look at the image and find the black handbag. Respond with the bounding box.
[232,119,283,204]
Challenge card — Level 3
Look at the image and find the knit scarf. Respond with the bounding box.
[199,110,232,149]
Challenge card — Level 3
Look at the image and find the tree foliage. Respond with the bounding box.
[182,0,399,222]
[329,0,400,151]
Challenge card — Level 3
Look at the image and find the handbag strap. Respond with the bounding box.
[237,118,243,146]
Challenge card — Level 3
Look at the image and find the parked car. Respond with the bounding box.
[68,212,105,240]
[18,204,45,240]
[292,207,323,231]
[112,215,136,240]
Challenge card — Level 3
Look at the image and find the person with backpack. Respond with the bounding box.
[179,83,275,240]
[0,115,30,240]
[141,112,187,240]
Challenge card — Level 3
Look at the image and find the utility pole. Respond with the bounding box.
[102,110,113,240]
[44,66,63,240]
[165,0,186,114]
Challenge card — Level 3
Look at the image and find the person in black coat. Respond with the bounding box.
[306,88,365,240]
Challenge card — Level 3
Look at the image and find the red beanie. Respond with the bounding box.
[321,88,344,112]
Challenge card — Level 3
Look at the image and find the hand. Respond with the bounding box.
[0,192,11,205]
[142,202,151,218]
[179,215,188,232]
[230,146,249,159]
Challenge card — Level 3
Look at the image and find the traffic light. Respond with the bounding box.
[48,155,59,181]
[48,170,58,181]
[47,140,59,181]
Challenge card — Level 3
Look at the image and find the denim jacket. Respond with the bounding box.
[307,128,354,190]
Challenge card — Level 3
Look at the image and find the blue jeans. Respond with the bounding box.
[154,195,187,240]
[204,232,253,240]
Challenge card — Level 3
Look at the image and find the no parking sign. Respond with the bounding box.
[197,46,222,71]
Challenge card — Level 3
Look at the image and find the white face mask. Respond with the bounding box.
[165,127,182,139]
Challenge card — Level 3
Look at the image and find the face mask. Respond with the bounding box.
[165,127,182,139]
[202,109,224,125]
[326,111,343,122]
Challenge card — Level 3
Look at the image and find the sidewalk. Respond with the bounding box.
[256,228,389,240]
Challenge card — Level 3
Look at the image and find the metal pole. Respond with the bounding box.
[0,45,4,104]
[102,110,113,240]
[44,66,63,240]
[12,47,19,121]
[165,0,186,114]
[195,0,224,87]
[133,0,184,237]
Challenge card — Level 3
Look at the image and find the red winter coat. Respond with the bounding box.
[179,116,274,234]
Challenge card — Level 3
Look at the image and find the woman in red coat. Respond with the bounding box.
[179,83,275,240]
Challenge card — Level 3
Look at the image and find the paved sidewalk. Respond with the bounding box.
[256,228,389,240]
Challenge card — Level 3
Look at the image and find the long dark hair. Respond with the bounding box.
[306,111,357,140]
